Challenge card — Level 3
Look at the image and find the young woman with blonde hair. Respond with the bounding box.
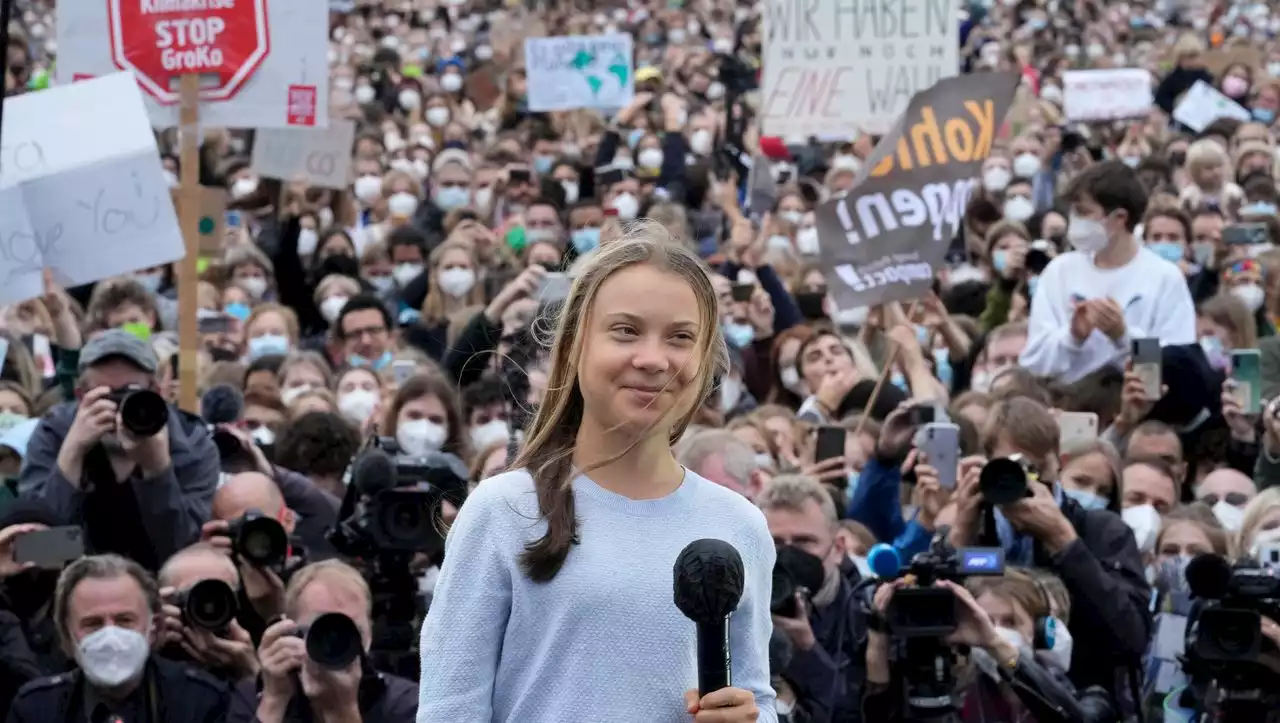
[417,221,775,721]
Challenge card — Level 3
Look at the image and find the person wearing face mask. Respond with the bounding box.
[758,476,867,722]
[7,554,230,723]
[948,397,1152,696]
[1153,35,1213,115]
[460,379,512,453]
[382,375,466,462]
[1021,162,1197,383]
[333,295,396,371]
[1220,259,1277,337]
[1118,458,1179,554]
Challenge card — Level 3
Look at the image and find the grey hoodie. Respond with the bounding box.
[17,401,219,569]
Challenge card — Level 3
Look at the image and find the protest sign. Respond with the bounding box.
[251,120,357,190]
[1062,69,1154,122]
[814,72,1020,309]
[1173,80,1251,132]
[57,0,328,129]
[524,34,634,111]
[761,0,959,138]
[0,73,184,305]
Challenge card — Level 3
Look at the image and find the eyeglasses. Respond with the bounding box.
[1198,492,1250,508]
[344,325,388,340]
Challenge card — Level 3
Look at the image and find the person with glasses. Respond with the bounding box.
[333,295,395,371]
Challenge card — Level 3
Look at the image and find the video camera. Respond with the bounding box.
[173,579,239,633]
[329,437,469,558]
[882,544,1006,638]
[108,385,168,437]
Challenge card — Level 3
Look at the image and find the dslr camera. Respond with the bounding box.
[108,385,168,437]
[227,510,289,568]
[978,454,1041,506]
[173,579,239,633]
[886,544,1006,637]
[294,612,363,671]
[771,545,827,617]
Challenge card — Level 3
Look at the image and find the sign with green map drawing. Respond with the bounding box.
[524,34,634,112]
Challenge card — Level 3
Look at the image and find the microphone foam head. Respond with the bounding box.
[200,384,244,425]
[672,538,745,624]
[352,448,397,496]
[1186,553,1232,600]
[867,543,902,579]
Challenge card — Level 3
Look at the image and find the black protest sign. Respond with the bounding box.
[814,71,1019,309]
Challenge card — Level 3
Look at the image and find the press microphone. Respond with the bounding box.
[673,538,745,694]
[201,384,244,425]
[867,543,902,579]
[350,447,397,496]
[1185,553,1232,600]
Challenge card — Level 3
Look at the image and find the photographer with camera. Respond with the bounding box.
[759,475,866,722]
[948,397,1151,696]
[18,330,220,572]
[228,560,417,723]
[155,543,257,682]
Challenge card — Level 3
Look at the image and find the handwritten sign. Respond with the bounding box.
[524,34,634,112]
[1062,69,1154,122]
[251,120,356,190]
[1173,80,1252,133]
[0,73,184,304]
[761,0,959,138]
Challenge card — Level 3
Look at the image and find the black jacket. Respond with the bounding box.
[5,658,228,723]
[226,670,418,722]
[783,559,866,723]
[1033,496,1152,694]
[0,611,41,721]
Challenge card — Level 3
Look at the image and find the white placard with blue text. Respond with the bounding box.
[761,0,960,138]
[524,34,635,112]
[0,73,184,305]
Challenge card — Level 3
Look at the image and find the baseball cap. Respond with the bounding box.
[78,329,159,375]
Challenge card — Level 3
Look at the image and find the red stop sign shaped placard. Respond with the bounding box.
[108,0,271,105]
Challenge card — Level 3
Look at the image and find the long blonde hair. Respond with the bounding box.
[420,239,485,325]
[514,220,728,582]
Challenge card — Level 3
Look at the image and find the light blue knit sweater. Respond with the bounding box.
[416,468,778,723]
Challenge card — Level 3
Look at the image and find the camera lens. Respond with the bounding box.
[183,579,238,631]
[213,429,244,460]
[770,566,798,616]
[979,458,1030,506]
[119,389,168,437]
[306,612,363,670]
[370,490,441,552]
[234,515,288,567]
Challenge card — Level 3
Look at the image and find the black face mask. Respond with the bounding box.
[775,544,826,595]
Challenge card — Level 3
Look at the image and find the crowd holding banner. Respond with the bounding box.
[4,0,1280,720]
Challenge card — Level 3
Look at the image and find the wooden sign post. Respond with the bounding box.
[177,74,201,413]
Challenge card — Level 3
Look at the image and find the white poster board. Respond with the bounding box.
[251,120,357,190]
[1173,80,1252,132]
[524,34,634,112]
[0,73,185,304]
[55,0,329,130]
[761,0,959,138]
[1062,69,1154,122]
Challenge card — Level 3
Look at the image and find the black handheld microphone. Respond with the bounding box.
[673,538,746,695]
[350,447,397,496]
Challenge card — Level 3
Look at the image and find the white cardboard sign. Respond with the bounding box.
[251,120,357,190]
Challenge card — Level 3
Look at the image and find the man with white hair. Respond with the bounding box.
[675,429,766,500]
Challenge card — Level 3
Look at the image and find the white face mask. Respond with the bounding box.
[719,377,743,413]
[1013,153,1041,177]
[1043,617,1074,672]
[338,388,380,425]
[388,192,420,218]
[561,180,580,204]
[398,89,422,111]
[76,625,151,689]
[281,385,315,407]
[471,419,510,450]
[426,107,451,127]
[611,192,640,221]
[705,81,725,100]
[318,207,334,229]
[397,419,447,456]
[320,296,349,324]
[475,45,493,61]
[1211,499,1246,532]
[1066,214,1110,253]
[1231,283,1266,312]
[354,175,383,205]
[780,365,808,396]
[251,426,276,446]
[297,228,319,256]
[231,176,259,200]
[437,267,476,297]
[440,73,463,93]
[690,129,714,155]
[996,625,1027,652]
[1122,503,1162,553]
[796,227,820,255]
[982,167,1011,193]
[393,263,423,287]
[355,85,376,104]
[638,148,664,170]
[240,276,268,299]
[1003,196,1035,222]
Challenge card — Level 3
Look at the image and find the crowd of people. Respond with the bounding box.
[2,0,1280,720]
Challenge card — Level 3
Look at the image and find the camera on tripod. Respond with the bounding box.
[227,510,289,568]
[1185,554,1280,663]
[108,385,168,437]
[887,545,1006,638]
[174,579,239,633]
[329,438,469,557]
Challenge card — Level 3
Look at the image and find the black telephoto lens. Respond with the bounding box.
[306,612,363,670]
[213,429,244,460]
[118,388,169,437]
[182,579,238,631]
[978,458,1030,506]
[230,512,289,567]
